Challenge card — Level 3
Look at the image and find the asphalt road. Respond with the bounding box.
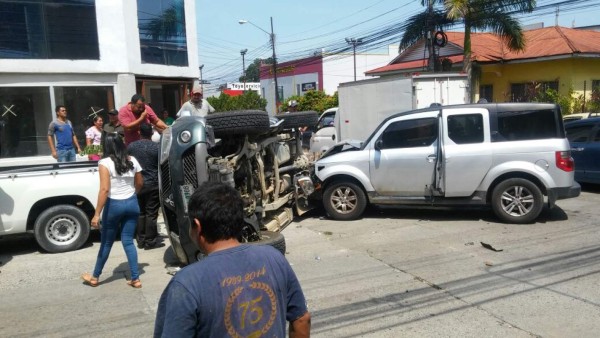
[1,185,600,337]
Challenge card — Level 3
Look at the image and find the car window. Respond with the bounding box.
[379,117,437,149]
[592,129,600,142]
[566,125,594,143]
[316,112,335,130]
[447,114,484,144]
[496,109,558,141]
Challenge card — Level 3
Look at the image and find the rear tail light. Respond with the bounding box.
[555,151,574,172]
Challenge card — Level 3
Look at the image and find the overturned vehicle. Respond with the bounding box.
[159,110,318,265]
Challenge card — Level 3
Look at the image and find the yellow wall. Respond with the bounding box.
[480,58,600,105]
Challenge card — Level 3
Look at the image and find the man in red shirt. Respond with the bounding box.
[118,94,167,145]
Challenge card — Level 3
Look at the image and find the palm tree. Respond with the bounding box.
[400,0,535,99]
[443,0,535,74]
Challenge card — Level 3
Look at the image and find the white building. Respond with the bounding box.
[259,45,398,114]
[0,0,199,165]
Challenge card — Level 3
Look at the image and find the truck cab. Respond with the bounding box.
[309,107,338,155]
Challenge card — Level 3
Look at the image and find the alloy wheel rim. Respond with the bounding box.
[500,185,534,216]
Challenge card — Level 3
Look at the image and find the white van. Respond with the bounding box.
[309,107,338,154]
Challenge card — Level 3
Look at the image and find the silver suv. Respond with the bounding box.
[314,103,580,223]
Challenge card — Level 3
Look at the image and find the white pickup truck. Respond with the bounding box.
[0,162,98,252]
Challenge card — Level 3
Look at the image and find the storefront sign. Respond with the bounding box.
[227,82,260,91]
[302,82,316,92]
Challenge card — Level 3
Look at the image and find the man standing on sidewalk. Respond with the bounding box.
[119,94,167,145]
[47,105,82,162]
[176,85,215,118]
[102,109,125,144]
[127,123,163,250]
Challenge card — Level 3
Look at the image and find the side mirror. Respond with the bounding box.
[375,139,383,150]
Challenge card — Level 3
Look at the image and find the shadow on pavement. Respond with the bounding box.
[296,204,569,224]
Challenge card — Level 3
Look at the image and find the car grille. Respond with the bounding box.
[183,148,198,190]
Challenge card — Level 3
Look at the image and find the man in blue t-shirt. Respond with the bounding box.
[47,105,81,162]
[154,182,311,338]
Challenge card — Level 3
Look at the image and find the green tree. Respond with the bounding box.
[242,58,274,82]
[206,91,267,112]
[283,90,338,113]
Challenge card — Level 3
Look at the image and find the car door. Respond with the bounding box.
[441,107,492,197]
[566,120,600,183]
[565,121,596,183]
[368,110,439,197]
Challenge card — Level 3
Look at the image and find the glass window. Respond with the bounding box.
[566,125,594,143]
[0,86,114,159]
[510,81,558,102]
[137,0,188,66]
[496,110,558,141]
[0,87,52,158]
[379,118,437,149]
[447,114,484,144]
[0,0,99,59]
[479,84,493,102]
[55,86,115,149]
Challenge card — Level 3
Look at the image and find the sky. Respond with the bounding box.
[195,0,600,88]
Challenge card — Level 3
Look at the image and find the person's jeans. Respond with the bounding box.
[93,195,141,280]
[57,148,76,162]
[136,185,160,247]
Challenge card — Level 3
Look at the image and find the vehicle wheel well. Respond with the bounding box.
[323,175,368,201]
[27,196,94,231]
[486,172,547,204]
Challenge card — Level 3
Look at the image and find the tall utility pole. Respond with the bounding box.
[270,17,279,110]
[199,64,204,91]
[240,49,248,91]
[239,17,279,113]
[345,37,363,81]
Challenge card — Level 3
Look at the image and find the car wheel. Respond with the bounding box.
[247,231,286,256]
[323,181,367,220]
[206,110,270,137]
[34,205,90,253]
[280,111,319,129]
[491,178,544,224]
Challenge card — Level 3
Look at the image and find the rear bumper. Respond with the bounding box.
[547,182,581,208]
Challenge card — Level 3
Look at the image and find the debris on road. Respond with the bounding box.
[481,241,503,252]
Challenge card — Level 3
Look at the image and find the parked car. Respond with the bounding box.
[313,103,580,224]
[565,117,600,184]
[563,112,600,122]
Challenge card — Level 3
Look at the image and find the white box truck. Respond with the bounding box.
[310,73,469,153]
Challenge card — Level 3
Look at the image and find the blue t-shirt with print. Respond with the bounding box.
[154,245,308,338]
[48,119,75,151]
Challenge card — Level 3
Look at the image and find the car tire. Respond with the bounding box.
[323,181,367,220]
[491,178,544,224]
[206,110,270,137]
[247,231,286,256]
[280,111,319,129]
[34,205,90,253]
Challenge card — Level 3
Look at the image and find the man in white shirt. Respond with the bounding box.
[176,85,215,118]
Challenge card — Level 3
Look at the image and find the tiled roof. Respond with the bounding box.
[367,26,600,75]
[366,55,464,75]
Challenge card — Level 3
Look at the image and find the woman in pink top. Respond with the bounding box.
[81,133,144,288]
[85,116,103,146]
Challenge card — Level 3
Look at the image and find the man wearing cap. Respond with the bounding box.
[286,100,298,114]
[102,109,125,145]
[119,94,167,145]
[176,85,215,118]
